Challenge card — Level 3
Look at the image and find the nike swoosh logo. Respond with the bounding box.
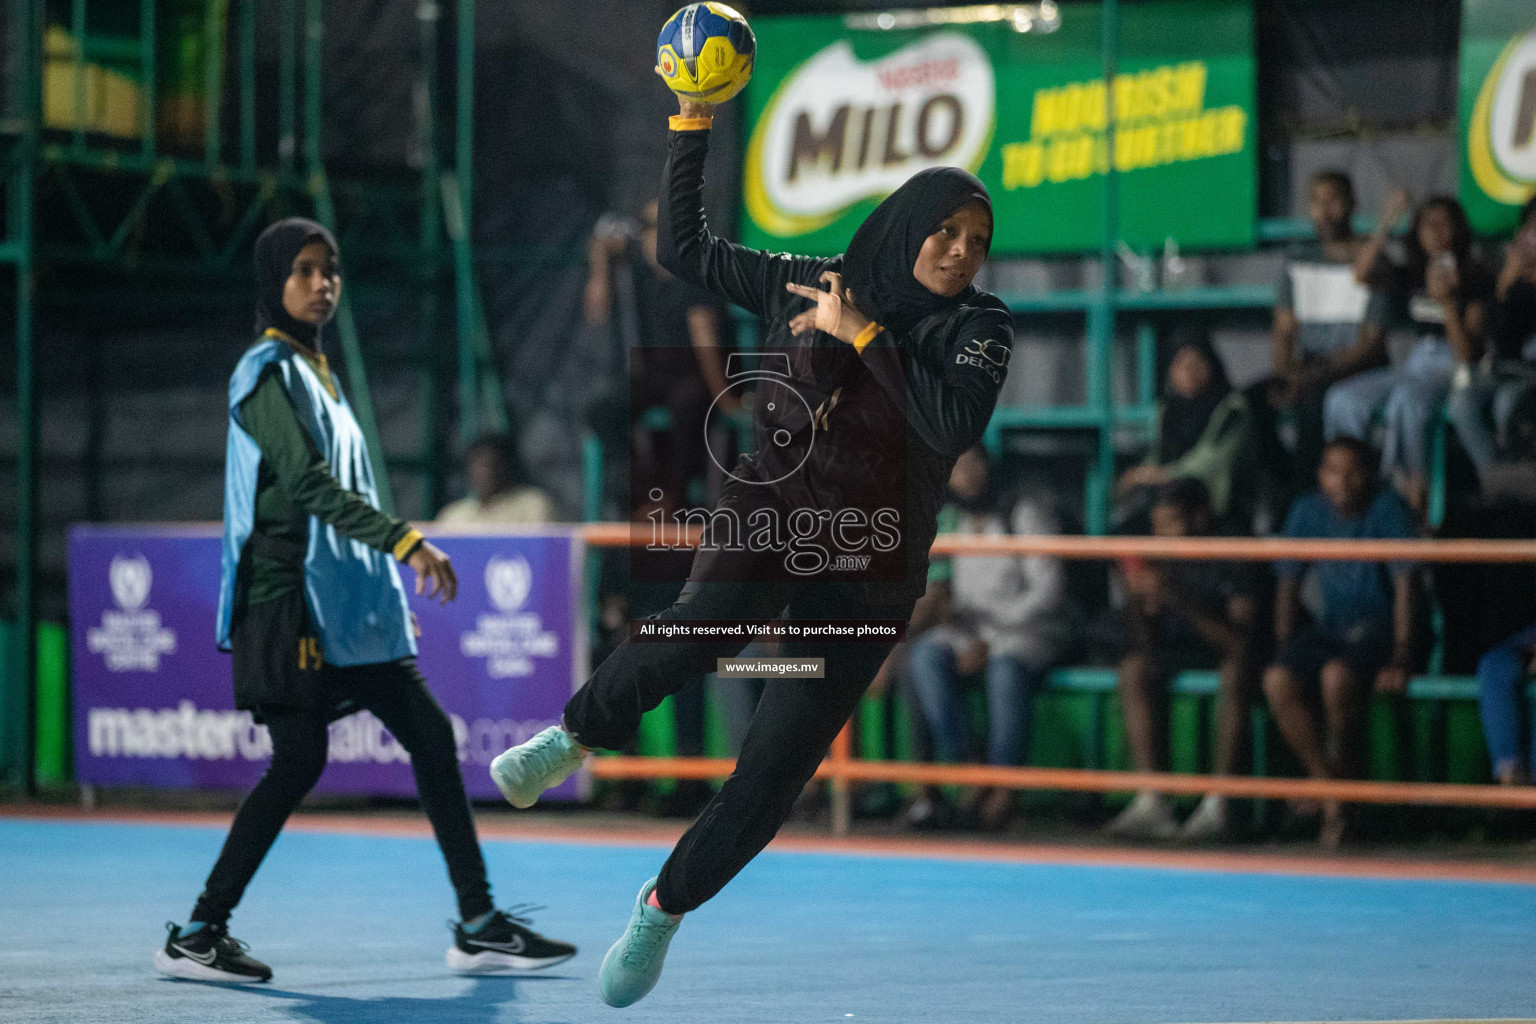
[172,943,218,965]
[465,936,525,954]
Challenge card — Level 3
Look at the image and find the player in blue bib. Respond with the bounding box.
[154,219,575,984]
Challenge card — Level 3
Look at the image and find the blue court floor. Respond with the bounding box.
[3,815,1536,1024]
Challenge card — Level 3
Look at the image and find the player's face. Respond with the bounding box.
[913,202,991,297]
[1307,180,1352,241]
[1150,502,1191,538]
[1417,205,1456,256]
[1168,345,1213,399]
[466,449,509,502]
[1318,445,1368,512]
[282,240,340,326]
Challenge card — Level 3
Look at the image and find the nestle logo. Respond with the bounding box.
[877,57,960,93]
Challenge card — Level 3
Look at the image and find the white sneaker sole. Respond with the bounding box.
[488,750,540,809]
[489,747,582,809]
[446,946,575,974]
[153,949,270,984]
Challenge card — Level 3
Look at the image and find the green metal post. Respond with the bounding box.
[1135,319,1155,411]
[302,0,323,172]
[203,0,223,167]
[1427,410,1448,529]
[239,0,256,172]
[71,0,87,153]
[418,0,444,509]
[279,0,296,174]
[140,0,156,163]
[444,173,476,444]
[303,0,395,513]
[1086,0,1119,536]
[456,0,474,260]
[455,0,477,444]
[11,0,42,793]
[476,315,508,434]
[582,430,604,636]
[582,432,605,524]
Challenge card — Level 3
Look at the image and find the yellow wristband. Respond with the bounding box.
[393,528,425,562]
[852,322,885,354]
[669,114,714,131]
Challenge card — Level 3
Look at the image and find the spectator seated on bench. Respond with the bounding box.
[1477,623,1536,787]
[907,447,1077,831]
[1114,328,1254,535]
[1262,436,1421,849]
[1106,478,1260,842]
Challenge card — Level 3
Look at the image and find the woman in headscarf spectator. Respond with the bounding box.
[1115,329,1253,533]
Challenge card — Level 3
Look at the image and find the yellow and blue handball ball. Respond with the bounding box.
[656,3,755,105]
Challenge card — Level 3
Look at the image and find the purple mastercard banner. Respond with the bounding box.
[68,525,589,801]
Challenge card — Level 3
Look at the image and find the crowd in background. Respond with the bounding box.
[433,175,1536,847]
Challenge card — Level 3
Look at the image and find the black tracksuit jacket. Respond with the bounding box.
[656,124,1016,595]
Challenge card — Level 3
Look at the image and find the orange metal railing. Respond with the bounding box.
[576,525,1536,835]
[579,523,1536,563]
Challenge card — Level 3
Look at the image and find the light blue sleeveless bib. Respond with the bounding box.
[216,332,415,666]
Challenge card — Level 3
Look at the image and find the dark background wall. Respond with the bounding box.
[0,0,1469,621]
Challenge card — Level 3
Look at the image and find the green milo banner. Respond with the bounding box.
[1460,0,1536,235]
[741,1,1256,256]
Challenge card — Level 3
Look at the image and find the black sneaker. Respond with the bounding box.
[445,905,577,974]
[154,921,272,984]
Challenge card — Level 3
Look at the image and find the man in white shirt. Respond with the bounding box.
[906,447,1076,830]
[437,433,558,525]
[1259,171,1390,485]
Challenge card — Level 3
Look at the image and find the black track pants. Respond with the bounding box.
[192,659,493,926]
[563,488,917,914]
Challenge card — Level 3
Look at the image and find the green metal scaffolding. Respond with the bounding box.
[1,0,504,790]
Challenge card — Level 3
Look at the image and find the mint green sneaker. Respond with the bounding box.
[488,726,586,809]
[598,877,682,1008]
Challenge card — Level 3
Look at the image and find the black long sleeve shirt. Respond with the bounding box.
[656,123,1015,587]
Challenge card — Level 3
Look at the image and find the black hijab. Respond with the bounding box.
[253,217,339,349]
[843,166,993,334]
[1157,330,1231,464]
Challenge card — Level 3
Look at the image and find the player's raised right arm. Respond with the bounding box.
[657,96,817,321]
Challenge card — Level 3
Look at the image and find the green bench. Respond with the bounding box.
[636,668,1527,796]
[1047,666,1495,700]
[1043,667,1534,780]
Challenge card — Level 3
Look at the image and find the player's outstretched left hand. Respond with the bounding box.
[786,271,871,345]
[408,540,459,605]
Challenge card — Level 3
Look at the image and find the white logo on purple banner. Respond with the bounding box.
[86,554,177,671]
[109,553,152,610]
[459,555,558,678]
[485,555,532,612]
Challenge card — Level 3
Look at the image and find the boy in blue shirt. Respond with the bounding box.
[1262,436,1419,848]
